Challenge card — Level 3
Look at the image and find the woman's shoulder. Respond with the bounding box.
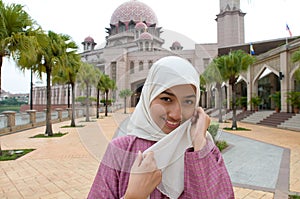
[110,135,136,146]
[109,135,154,152]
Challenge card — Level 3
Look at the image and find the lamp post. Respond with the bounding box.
[30,68,33,110]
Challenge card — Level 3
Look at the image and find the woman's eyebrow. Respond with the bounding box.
[184,94,196,98]
[162,91,196,99]
[161,91,175,96]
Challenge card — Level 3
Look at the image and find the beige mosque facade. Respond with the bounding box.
[31,0,300,113]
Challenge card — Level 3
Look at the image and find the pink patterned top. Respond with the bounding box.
[88,135,234,199]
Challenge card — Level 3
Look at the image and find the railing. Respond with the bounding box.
[0,108,84,135]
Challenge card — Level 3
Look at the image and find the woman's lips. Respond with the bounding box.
[165,120,181,129]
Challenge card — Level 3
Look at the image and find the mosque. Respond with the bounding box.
[31,0,300,113]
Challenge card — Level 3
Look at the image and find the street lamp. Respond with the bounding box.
[30,68,33,110]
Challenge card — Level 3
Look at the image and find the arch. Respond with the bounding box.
[128,20,136,31]
[118,21,126,32]
[148,60,153,69]
[131,80,145,106]
[252,64,281,110]
[130,61,134,74]
[253,64,279,84]
[145,41,149,51]
[139,61,144,71]
[290,63,300,91]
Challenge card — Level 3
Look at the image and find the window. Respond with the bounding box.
[148,60,153,69]
[145,42,149,51]
[119,22,126,32]
[203,58,210,68]
[130,61,134,74]
[139,61,143,71]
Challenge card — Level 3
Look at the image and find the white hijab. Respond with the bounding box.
[127,56,203,199]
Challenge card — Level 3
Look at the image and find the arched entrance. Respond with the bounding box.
[131,81,145,107]
[253,67,280,110]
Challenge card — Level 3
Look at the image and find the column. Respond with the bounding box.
[26,110,37,126]
[56,108,63,121]
[2,111,16,131]
[280,50,289,112]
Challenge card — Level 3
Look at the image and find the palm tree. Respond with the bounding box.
[77,62,99,122]
[17,31,77,135]
[52,52,81,127]
[216,50,256,129]
[99,74,117,117]
[292,48,300,81]
[119,89,133,114]
[203,59,225,123]
[0,1,37,93]
[95,69,103,119]
[199,75,207,107]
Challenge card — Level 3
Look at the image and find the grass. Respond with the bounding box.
[0,105,20,113]
[216,140,228,152]
[223,127,251,131]
[60,125,84,128]
[289,195,300,199]
[0,149,35,161]
[30,132,67,138]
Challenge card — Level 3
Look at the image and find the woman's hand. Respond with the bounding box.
[124,151,162,199]
[190,107,211,151]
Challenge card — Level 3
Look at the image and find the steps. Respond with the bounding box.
[241,111,274,124]
[278,113,300,131]
[208,109,300,132]
[236,110,254,121]
[258,112,295,127]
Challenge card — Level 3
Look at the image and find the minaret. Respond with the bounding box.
[216,0,245,47]
[82,36,97,51]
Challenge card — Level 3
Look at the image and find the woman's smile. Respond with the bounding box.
[164,118,181,129]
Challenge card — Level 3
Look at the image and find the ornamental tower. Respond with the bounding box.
[216,0,245,47]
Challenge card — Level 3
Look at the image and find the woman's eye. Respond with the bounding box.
[160,97,171,102]
[184,100,195,105]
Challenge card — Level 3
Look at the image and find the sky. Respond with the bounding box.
[2,0,300,94]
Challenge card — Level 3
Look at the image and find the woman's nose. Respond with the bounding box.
[168,102,182,121]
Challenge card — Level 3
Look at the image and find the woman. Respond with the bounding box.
[88,56,234,199]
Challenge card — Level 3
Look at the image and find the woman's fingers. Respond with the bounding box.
[190,107,210,151]
[132,151,143,168]
[125,151,162,198]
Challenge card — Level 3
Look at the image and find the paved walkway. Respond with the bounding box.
[0,110,299,198]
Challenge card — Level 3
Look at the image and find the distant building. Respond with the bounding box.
[31,0,300,113]
[0,89,29,103]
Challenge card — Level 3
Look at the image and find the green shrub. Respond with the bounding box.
[207,122,219,141]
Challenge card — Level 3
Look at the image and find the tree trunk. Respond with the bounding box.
[85,84,90,122]
[231,83,238,130]
[67,84,70,108]
[96,89,100,118]
[124,97,127,114]
[30,69,33,110]
[216,83,223,123]
[70,82,76,127]
[45,65,53,136]
[0,142,2,156]
[0,55,2,94]
[105,90,108,116]
[199,91,202,107]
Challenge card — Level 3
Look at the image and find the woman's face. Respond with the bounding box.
[150,84,197,134]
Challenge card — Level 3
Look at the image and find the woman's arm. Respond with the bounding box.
[183,140,234,199]
[87,161,120,198]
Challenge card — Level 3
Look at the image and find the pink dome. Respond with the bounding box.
[110,0,158,25]
[172,41,182,47]
[139,32,153,40]
[135,22,147,30]
[84,36,94,43]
